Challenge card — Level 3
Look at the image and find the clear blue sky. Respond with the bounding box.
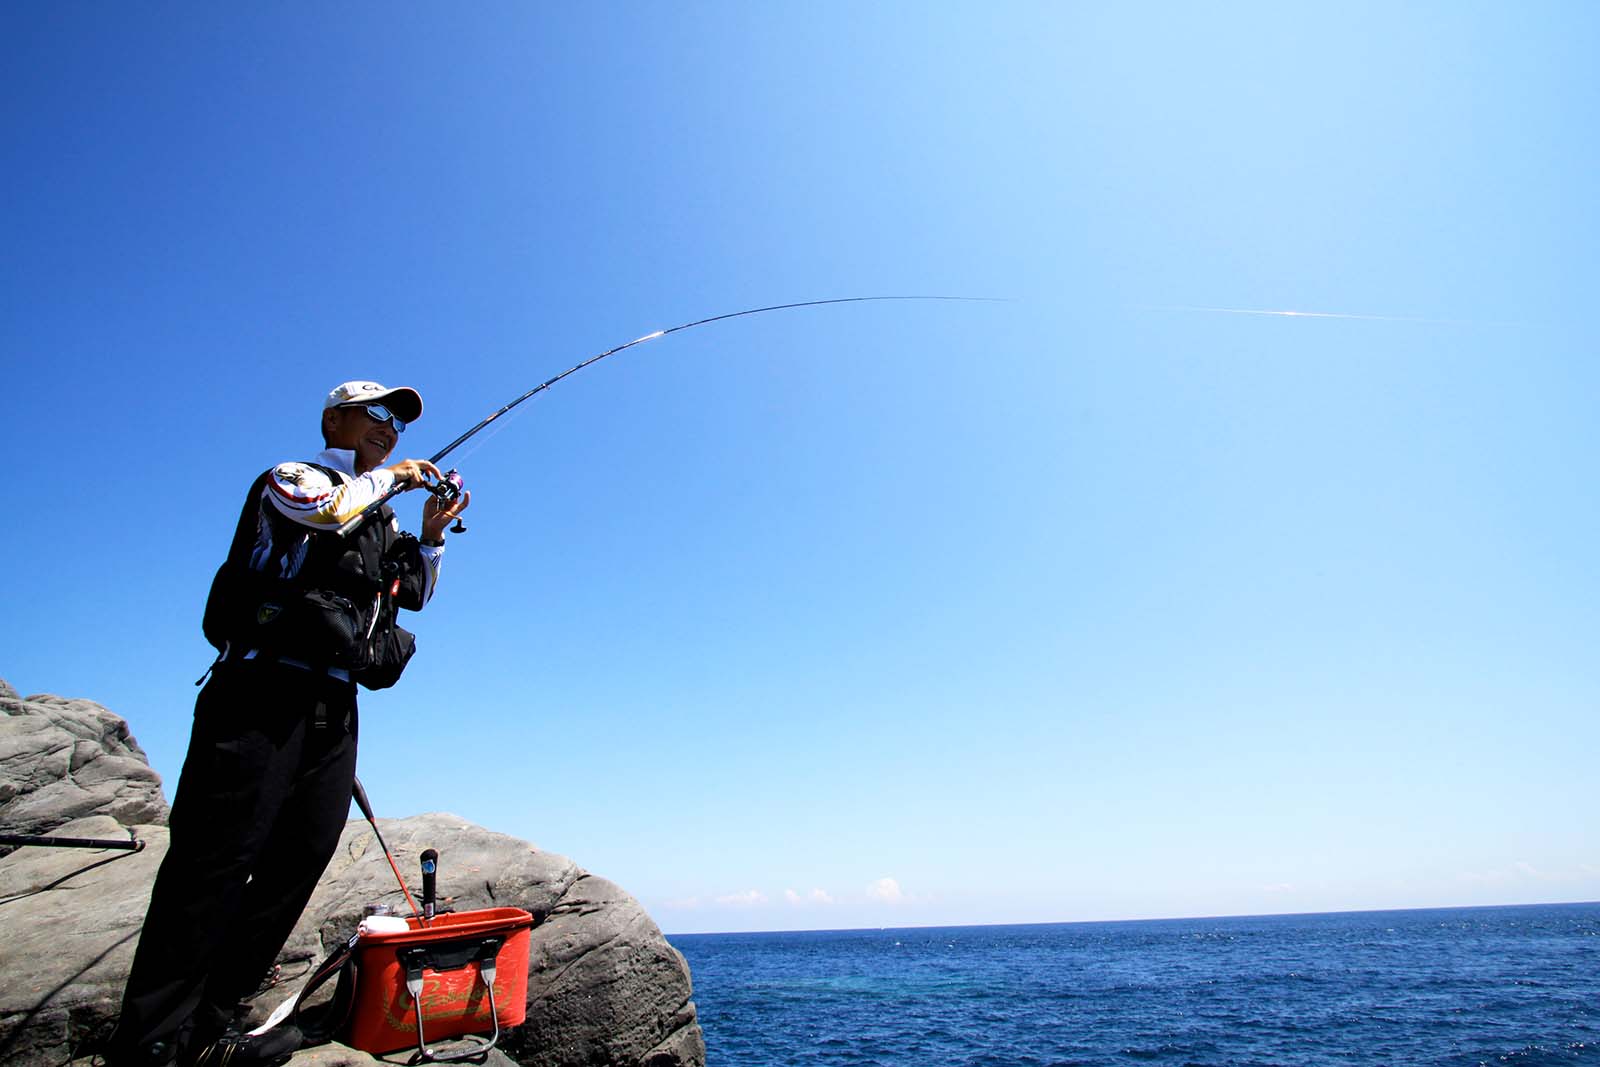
[4,4,1596,935]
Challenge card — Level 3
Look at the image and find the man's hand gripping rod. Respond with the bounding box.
[334,295,1000,539]
[336,462,465,539]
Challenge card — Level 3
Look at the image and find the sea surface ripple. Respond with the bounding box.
[670,903,1600,1066]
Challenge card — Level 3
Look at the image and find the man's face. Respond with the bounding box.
[326,404,399,472]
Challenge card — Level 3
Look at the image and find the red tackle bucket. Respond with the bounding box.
[343,906,534,1060]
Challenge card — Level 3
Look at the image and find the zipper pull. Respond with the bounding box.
[195,652,222,687]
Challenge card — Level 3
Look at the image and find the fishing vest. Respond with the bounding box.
[201,463,420,689]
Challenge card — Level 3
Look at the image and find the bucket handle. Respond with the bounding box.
[397,938,506,1063]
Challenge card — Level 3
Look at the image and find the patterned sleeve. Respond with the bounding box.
[264,462,398,528]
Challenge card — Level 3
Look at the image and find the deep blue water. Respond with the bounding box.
[670,903,1600,1066]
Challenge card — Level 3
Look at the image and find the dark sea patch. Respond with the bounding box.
[671,903,1600,1066]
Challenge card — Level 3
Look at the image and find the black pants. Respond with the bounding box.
[108,661,359,1065]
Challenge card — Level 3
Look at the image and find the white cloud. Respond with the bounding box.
[784,888,835,906]
[867,877,904,903]
[1263,883,1294,893]
[715,889,768,907]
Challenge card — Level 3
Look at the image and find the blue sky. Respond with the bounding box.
[4,4,1596,935]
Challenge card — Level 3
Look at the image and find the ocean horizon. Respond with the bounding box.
[671,901,1600,1066]
[665,898,1600,939]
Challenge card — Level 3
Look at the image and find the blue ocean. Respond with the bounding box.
[671,903,1599,1066]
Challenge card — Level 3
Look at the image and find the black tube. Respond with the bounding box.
[0,833,143,851]
[420,848,438,921]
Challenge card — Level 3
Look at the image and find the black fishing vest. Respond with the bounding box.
[202,464,422,686]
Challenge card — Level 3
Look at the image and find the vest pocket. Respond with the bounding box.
[293,591,367,667]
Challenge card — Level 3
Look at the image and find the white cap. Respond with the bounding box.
[323,380,423,423]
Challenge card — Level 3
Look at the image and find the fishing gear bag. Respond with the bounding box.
[289,908,534,1062]
[354,618,415,690]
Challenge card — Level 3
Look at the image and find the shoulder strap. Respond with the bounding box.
[253,931,360,1045]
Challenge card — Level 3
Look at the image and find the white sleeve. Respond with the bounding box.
[264,462,398,529]
[418,541,444,605]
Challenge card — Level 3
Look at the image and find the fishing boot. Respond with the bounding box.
[180,1024,303,1067]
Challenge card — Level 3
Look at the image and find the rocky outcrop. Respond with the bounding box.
[0,685,169,842]
[0,679,704,1067]
[280,814,704,1067]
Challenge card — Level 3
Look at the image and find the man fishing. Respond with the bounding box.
[107,381,471,1067]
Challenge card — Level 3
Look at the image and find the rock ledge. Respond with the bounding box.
[0,679,704,1067]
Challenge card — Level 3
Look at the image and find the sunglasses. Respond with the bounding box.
[347,403,407,433]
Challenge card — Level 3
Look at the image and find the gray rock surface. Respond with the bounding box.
[0,680,169,841]
[0,680,704,1067]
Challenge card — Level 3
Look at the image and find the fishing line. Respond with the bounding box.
[337,295,1001,537]
[431,403,520,470]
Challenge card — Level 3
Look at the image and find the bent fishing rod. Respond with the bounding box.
[336,295,996,538]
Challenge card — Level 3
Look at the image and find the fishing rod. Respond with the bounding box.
[351,777,425,923]
[336,295,996,538]
[0,832,144,851]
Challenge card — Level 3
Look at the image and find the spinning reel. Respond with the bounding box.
[429,469,468,534]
